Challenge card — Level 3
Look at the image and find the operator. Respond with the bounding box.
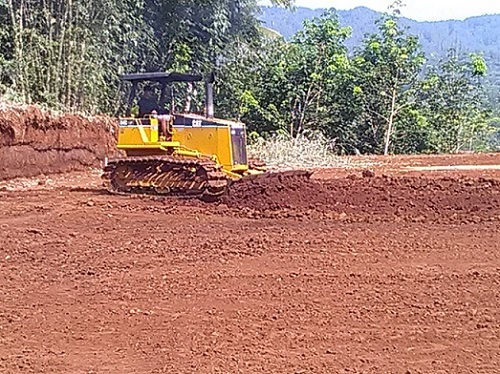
[138,85,171,140]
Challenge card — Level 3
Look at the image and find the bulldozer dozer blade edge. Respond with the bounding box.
[236,169,313,184]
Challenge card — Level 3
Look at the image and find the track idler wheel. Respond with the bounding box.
[105,164,133,193]
[153,186,171,195]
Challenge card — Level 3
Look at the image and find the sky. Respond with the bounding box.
[258,0,500,22]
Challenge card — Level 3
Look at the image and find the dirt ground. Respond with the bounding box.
[1,153,500,373]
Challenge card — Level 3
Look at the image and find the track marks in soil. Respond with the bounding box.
[1,186,500,372]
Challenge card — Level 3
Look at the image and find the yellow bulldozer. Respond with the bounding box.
[102,71,310,201]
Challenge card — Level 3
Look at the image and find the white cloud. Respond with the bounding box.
[259,0,500,21]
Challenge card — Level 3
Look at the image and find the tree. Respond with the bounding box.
[1,0,154,112]
[419,49,493,153]
[284,11,353,137]
[216,10,356,142]
[0,0,270,114]
[353,8,425,154]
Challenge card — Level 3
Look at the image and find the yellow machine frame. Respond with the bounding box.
[116,113,254,179]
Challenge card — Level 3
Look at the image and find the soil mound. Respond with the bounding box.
[224,172,500,223]
[224,171,329,211]
[0,103,119,180]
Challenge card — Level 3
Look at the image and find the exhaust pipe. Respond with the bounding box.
[205,72,215,118]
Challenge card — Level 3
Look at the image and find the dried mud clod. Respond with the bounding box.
[362,169,375,178]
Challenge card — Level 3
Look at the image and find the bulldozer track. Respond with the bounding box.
[102,155,230,202]
[102,155,314,202]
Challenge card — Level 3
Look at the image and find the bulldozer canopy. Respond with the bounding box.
[120,72,203,83]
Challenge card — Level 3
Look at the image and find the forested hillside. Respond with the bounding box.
[0,0,498,155]
[259,5,500,57]
[259,6,500,105]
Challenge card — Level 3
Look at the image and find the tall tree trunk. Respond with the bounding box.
[384,87,397,156]
[297,84,313,135]
[56,0,68,104]
[66,0,74,108]
[8,0,27,101]
[455,122,463,153]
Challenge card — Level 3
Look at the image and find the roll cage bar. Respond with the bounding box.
[120,71,214,117]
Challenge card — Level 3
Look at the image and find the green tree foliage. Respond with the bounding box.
[0,0,267,113]
[0,0,495,154]
[218,10,360,152]
[353,11,426,154]
[419,49,493,153]
[220,8,494,155]
[259,5,500,113]
[284,11,352,137]
[143,0,261,73]
[0,1,14,94]
[1,0,154,112]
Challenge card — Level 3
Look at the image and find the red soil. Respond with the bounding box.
[0,104,119,180]
[1,159,500,373]
[1,107,500,373]
[223,172,500,224]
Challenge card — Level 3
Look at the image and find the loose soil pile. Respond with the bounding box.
[223,172,500,223]
[0,103,119,180]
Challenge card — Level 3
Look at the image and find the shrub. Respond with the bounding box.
[247,130,351,169]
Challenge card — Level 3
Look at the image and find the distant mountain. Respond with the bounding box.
[257,6,500,107]
[257,6,500,59]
